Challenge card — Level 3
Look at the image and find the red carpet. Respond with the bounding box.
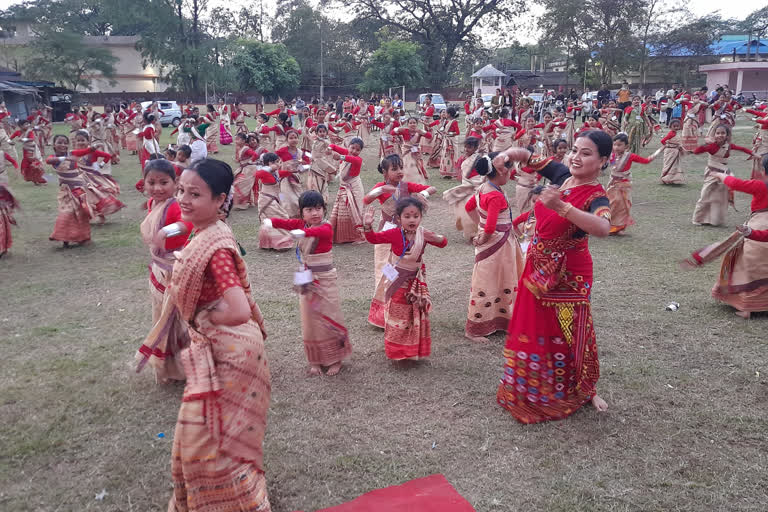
[296,474,476,512]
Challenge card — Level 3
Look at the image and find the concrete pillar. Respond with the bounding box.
[736,70,744,94]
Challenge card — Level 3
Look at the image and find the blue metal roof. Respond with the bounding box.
[649,38,768,57]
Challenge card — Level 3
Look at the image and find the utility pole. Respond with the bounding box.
[320,34,324,102]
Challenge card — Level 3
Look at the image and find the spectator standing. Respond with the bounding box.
[617,81,632,122]
[597,83,612,107]
[335,96,343,116]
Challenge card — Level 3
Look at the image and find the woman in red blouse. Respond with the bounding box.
[139,158,272,512]
[495,130,612,424]
[606,132,662,234]
[265,190,351,376]
[660,118,685,185]
[328,138,365,244]
[394,117,432,183]
[47,134,90,247]
[275,129,310,218]
[72,130,125,223]
[256,152,295,250]
[463,153,524,342]
[691,124,754,226]
[362,197,447,360]
[437,107,462,177]
[136,159,193,382]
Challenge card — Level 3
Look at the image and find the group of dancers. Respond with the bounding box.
[2,88,767,511]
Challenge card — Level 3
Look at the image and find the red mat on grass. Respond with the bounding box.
[295,474,476,512]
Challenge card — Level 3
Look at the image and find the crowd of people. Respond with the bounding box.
[1,83,767,511]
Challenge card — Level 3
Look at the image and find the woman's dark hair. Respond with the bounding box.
[149,152,163,160]
[299,190,326,212]
[395,197,424,216]
[74,129,90,141]
[246,133,260,144]
[52,134,69,145]
[349,137,364,150]
[178,145,192,158]
[165,147,177,159]
[553,138,568,150]
[447,106,458,118]
[206,103,215,112]
[188,158,234,197]
[612,133,629,144]
[258,113,269,122]
[236,132,247,143]
[143,111,155,123]
[316,123,328,133]
[500,108,509,119]
[262,152,280,165]
[577,130,613,158]
[343,112,353,122]
[715,123,731,138]
[474,152,511,179]
[378,154,403,174]
[278,112,292,128]
[463,136,480,151]
[144,158,177,179]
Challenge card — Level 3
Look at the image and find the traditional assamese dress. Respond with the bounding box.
[15,128,47,184]
[275,146,310,218]
[256,168,294,250]
[681,100,703,151]
[136,197,191,382]
[605,151,655,234]
[706,99,739,141]
[750,116,768,178]
[492,118,522,152]
[0,151,19,255]
[138,123,160,171]
[691,142,753,226]
[371,119,400,159]
[464,182,524,338]
[660,129,685,185]
[364,226,446,360]
[47,155,91,244]
[684,177,768,313]
[328,144,365,244]
[272,219,352,366]
[73,147,125,219]
[233,146,266,210]
[399,129,431,184]
[203,113,219,153]
[307,136,337,205]
[366,181,431,327]
[623,105,650,154]
[497,157,611,424]
[139,221,272,511]
[442,153,485,241]
[437,119,461,178]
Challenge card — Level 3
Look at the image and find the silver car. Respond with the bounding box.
[416,93,447,119]
[140,100,183,127]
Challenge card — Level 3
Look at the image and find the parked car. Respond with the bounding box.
[140,100,183,127]
[482,94,494,109]
[416,93,447,119]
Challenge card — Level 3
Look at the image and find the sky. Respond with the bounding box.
[0,0,765,45]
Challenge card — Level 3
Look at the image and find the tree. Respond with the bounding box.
[739,6,768,61]
[337,0,527,87]
[649,14,725,85]
[229,40,301,97]
[25,28,117,91]
[359,40,424,93]
[637,0,687,86]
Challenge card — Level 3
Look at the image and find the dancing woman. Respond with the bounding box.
[275,129,310,218]
[494,130,613,424]
[140,158,273,511]
[233,134,266,210]
[443,137,485,241]
[463,153,524,343]
[328,138,365,244]
[0,146,19,256]
[621,96,650,154]
[437,108,461,177]
[691,125,754,226]
[394,118,432,183]
[660,119,685,185]
[46,135,90,246]
[255,153,295,250]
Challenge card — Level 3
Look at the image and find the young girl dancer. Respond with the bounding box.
[0,146,19,256]
[437,107,461,177]
[443,137,485,241]
[307,125,337,204]
[264,190,351,376]
[233,134,266,210]
[364,155,436,327]
[328,138,365,244]
[463,153,524,342]
[606,133,661,234]
[136,159,192,382]
[394,118,432,183]
[139,112,160,171]
[492,108,522,152]
[275,129,310,218]
[371,110,400,158]
[362,197,447,360]
[10,120,46,184]
[203,104,219,154]
[47,135,91,247]
[660,118,685,185]
[691,125,754,226]
[72,130,125,222]
[256,152,295,250]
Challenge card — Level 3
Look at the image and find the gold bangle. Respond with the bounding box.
[557,202,574,218]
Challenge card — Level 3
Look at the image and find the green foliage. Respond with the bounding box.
[358,40,424,93]
[25,28,117,91]
[229,40,301,97]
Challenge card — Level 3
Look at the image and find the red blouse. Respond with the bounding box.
[660,130,677,144]
[364,227,447,253]
[365,181,430,204]
[465,189,509,234]
[275,146,310,164]
[396,129,432,142]
[329,144,362,177]
[197,249,242,305]
[723,176,768,212]
[611,153,653,172]
[748,229,768,242]
[270,219,333,253]
[693,143,753,157]
[253,169,294,185]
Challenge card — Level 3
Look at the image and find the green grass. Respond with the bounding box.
[0,113,766,511]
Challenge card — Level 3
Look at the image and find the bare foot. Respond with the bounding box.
[325,362,343,376]
[465,334,489,344]
[591,395,608,412]
[98,215,106,225]
[307,365,322,377]
[735,310,751,319]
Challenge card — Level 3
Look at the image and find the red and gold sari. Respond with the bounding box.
[497,174,610,424]
[139,221,272,512]
[49,158,91,243]
[0,163,18,255]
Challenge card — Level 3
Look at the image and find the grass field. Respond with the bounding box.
[1,112,767,512]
